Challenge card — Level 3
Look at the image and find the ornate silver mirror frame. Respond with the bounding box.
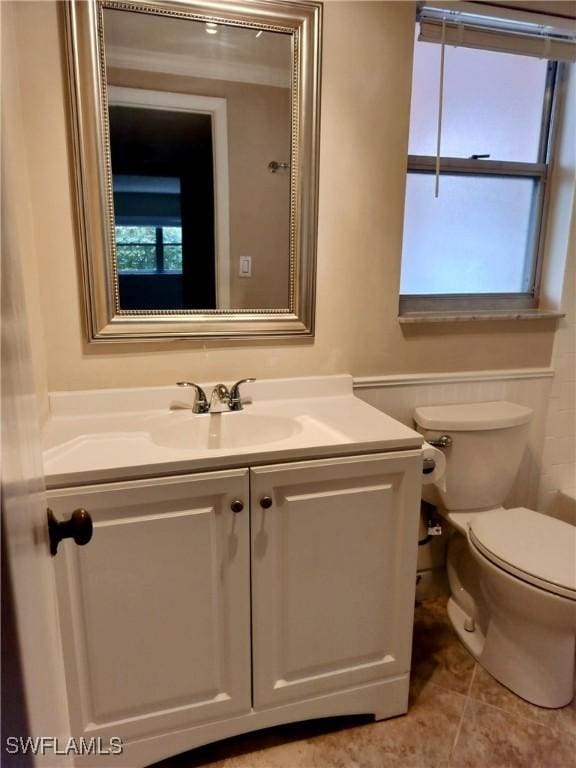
[64,0,321,341]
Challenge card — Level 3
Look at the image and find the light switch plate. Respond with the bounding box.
[239,256,252,277]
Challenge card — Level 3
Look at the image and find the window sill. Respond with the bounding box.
[398,309,564,324]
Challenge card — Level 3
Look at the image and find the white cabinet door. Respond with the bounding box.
[250,452,422,709]
[49,469,251,743]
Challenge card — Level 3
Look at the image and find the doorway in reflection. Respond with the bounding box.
[110,105,216,310]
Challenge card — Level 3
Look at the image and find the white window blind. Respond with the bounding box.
[418,1,576,61]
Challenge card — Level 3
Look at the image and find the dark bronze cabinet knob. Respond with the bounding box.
[260,496,273,509]
[47,508,93,556]
[230,499,244,514]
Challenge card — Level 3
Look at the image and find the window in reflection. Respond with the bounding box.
[115,225,183,273]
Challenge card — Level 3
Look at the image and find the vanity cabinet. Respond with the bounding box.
[48,451,421,765]
[251,454,420,709]
[49,469,252,743]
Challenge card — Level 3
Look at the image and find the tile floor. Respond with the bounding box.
[152,597,575,768]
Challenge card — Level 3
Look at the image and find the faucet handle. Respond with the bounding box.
[229,379,256,411]
[177,382,209,414]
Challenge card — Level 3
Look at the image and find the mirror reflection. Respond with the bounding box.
[102,9,292,312]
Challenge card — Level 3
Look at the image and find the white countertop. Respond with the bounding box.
[43,375,423,488]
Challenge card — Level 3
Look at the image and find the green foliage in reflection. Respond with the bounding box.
[115,226,182,272]
[115,226,156,244]
[116,245,157,271]
[164,246,183,271]
[163,227,182,244]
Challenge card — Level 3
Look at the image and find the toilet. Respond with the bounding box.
[414,401,576,709]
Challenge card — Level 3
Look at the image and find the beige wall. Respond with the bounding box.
[489,1,576,16]
[1,1,50,418]
[108,69,291,309]
[7,1,558,393]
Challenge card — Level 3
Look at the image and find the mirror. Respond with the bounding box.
[64,0,321,340]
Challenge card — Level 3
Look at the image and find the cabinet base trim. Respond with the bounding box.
[104,675,409,767]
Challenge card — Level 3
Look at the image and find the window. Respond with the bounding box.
[399,4,575,315]
[112,174,184,274]
[115,225,183,274]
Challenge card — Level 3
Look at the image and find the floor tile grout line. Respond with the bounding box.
[465,662,478,700]
[461,692,575,739]
[464,663,574,739]
[446,663,477,766]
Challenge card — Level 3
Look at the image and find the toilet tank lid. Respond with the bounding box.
[414,401,533,431]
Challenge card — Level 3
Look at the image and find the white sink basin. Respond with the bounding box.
[42,376,424,487]
[149,412,302,450]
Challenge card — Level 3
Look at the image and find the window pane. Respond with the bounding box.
[164,246,183,272]
[163,226,182,244]
[115,225,156,244]
[117,244,157,272]
[400,174,538,294]
[408,37,548,162]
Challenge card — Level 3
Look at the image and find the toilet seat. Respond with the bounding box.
[468,507,576,601]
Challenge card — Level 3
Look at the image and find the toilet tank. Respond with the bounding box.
[414,401,534,511]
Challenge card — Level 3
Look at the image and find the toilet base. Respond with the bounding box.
[448,594,575,709]
[473,545,575,709]
[446,547,576,709]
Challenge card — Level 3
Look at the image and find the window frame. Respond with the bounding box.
[399,52,562,316]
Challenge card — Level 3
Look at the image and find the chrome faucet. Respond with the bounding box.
[209,379,256,412]
[177,379,256,413]
[176,382,209,413]
[209,383,231,413]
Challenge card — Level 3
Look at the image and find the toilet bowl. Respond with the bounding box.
[414,401,576,709]
[453,506,575,707]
